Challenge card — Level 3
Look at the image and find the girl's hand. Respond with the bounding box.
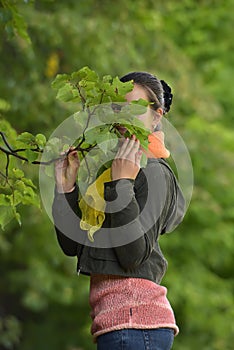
[54,147,80,193]
[111,135,143,181]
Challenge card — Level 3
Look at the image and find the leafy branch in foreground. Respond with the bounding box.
[0,0,31,44]
[0,66,151,229]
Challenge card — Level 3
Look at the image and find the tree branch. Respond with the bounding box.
[0,131,42,154]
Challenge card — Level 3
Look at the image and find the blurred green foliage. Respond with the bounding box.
[0,0,234,349]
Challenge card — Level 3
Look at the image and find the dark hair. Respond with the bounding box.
[120,71,173,114]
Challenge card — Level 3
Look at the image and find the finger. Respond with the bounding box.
[67,146,76,155]
[54,160,66,185]
[68,150,79,169]
[118,135,137,155]
[127,135,139,152]
[55,157,67,170]
[135,149,143,168]
[115,137,130,158]
[68,150,78,160]
[132,138,140,152]
[54,150,66,165]
[117,139,139,161]
[117,137,125,149]
[123,138,140,158]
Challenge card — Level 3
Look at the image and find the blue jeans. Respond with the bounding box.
[97,328,174,350]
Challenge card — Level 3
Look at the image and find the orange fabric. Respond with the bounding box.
[145,131,170,159]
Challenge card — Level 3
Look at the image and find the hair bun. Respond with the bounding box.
[160,80,173,113]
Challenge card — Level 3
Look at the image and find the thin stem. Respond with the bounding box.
[0,131,42,154]
[0,143,98,166]
[0,145,58,165]
[6,154,9,178]
[80,149,91,182]
[0,170,7,180]
[76,107,93,149]
[99,90,105,105]
[76,84,86,110]
[0,131,14,152]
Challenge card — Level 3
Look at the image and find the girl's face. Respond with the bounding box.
[125,84,162,132]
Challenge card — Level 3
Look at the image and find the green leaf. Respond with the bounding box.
[5,3,31,44]
[62,144,70,152]
[0,120,17,140]
[13,209,21,226]
[56,84,74,102]
[0,194,10,206]
[10,190,23,206]
[21,177,36,189]
[122,102,148,116]
[13,180,40,208]
[111,76,133,96]
[96,131,118,154]
[51,74,69,89]
[51,67,134,109]
[71,66,99,83]
[16,188,39,207]
[115,119,150,150]
[73,111,89,132]
[0,206,15,230]
[0,98,11,112]
[17,132,35,145]
[136,132,149,150]
[96,105,115,123]
[102,75,112,83]
[25,149,38,163]
[44,137,62,158]
[132,98,149,107]
[12,168,24,179]
[83,128,97,145]
[35,134,46,148]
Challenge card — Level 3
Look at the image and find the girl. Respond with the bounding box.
[52,72,185,350]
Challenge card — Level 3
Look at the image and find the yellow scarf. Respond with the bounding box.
[79,131,170,241]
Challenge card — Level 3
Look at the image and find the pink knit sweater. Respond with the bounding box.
[89,274,179,340]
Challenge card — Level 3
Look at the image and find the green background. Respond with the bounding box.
[0,1,233,349]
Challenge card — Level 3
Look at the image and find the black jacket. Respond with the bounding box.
[52,158,185,284]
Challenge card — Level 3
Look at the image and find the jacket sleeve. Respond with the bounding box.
[52,185,84,256]
[104,161,185,272]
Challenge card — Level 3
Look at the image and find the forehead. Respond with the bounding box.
[125,84,148,102]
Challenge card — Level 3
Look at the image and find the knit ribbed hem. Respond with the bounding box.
[90,275,179,343]
[91,302,179,340]
[92,323,179,342]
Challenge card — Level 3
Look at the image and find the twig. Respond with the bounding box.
[75,84,86,110]
[0,131,43,154]
[80,149,91,182]
[6,154,9,178]
[0,143,98,166]
[99,90,105,105]
[0,170,7,179]
[0,170,13,190]
[0,145,59,165]
[0,131,14,152]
